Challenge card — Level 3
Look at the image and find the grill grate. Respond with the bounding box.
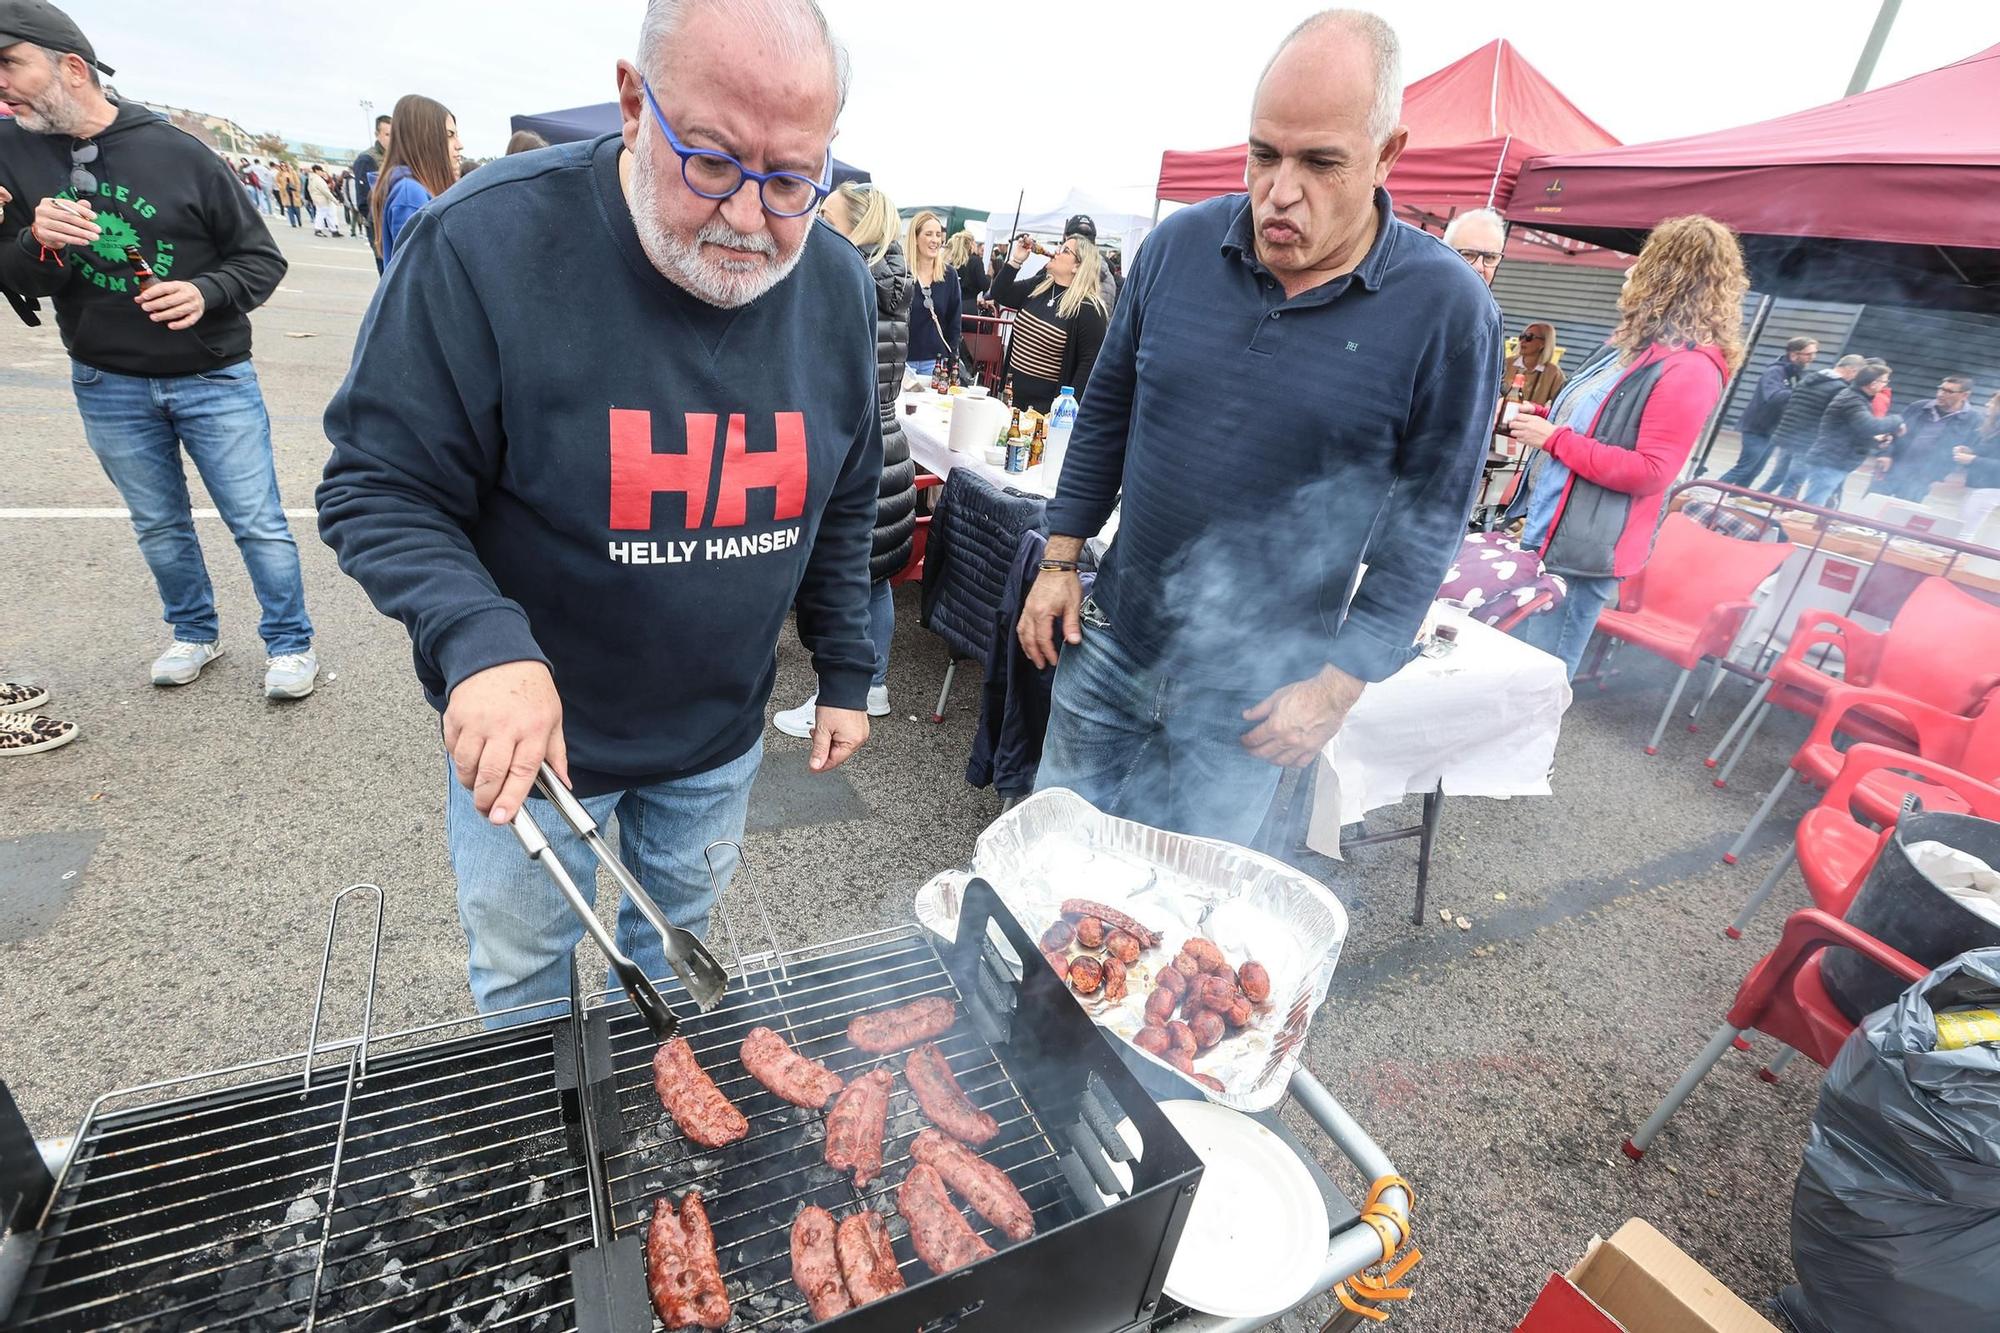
[5,883,1204,1333]
[8,1020,590,1333]
[594,925,1083,1332]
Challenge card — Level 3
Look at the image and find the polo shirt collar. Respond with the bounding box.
[1221,187,1399,294]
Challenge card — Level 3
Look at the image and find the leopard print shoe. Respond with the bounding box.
[0,712,79,756]
[0,681,50,713]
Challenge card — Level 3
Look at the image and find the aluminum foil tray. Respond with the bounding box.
[932,787,1347,1113]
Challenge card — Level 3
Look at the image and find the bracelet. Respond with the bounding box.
[1037,559,1080,573]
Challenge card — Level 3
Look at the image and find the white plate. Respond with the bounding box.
[1159,1099,1329,1319]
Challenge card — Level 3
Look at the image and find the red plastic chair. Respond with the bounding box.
[1623,907,1925,1160]
[1720,682,2000,867]
[1585,514,1793,755]
[1708,576,2000,786]
[888,473,943,588]
[1726,742,2000,938]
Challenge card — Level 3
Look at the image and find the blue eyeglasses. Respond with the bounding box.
[640,78,831,218]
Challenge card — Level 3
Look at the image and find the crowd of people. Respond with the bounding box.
[3,0,1997,1031]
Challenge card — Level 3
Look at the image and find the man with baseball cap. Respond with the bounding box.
[0,0,317,699]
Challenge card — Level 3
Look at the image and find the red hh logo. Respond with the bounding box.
[608,409,807,530]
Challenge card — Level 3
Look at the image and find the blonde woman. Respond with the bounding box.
[947,228,987,306]
[989,232,1111,413]
[903,210,959,380]
[773,182,915,736]
[1506,214,1748,676]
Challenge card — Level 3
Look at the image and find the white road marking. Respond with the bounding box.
[0,507,317,519]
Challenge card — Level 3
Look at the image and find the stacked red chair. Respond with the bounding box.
[1624,908,1925,1160]
[1583,514,1793,756]
[1706,576,2000,787]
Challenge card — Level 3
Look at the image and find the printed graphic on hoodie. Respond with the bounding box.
[604,407,809,566]
[57,181,175,293]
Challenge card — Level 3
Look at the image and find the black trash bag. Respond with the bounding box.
[1787,947,2000,1332]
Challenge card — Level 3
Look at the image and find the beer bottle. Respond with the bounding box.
[1008,407,1022,441]
[1028,416,1047,467]
[125,245,158,292]
[1496,372,1527,435]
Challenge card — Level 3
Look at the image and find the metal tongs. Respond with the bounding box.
[509,764,731,1037]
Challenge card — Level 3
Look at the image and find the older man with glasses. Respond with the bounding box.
[321,0,881,1023]
[1442,206,1505,286]
[0,0,314,699]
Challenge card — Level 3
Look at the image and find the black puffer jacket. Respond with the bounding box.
[870,242,918,582]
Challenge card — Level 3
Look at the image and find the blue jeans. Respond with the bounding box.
[1513,573,1620,679]
[1719,432,1774,487]
[907,359,937,379]
[868,579,893,689]
[445,740,763,1025]
[1797,463,1853,511]
[71,359,313,655]
[1035,618,1283,845]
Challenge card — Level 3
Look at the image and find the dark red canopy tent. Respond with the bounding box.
[1154,39,1619,220]
[1508,43,2000,310]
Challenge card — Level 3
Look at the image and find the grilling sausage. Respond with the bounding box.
[905,1043,999,1146]
[1073,916,1106,950]
[848,996,957,1054]
[910,1129,1035,1242]
[645,1192,731,1329]
[824,1069,896,1187]
[1191,1010,1225,1051]
[652,1039,749,1148]
[741,1026,844,1110]
[1060,899,1161,948]
[835,1210,906,1307]
[898,1163,996,1276]
[789,1206,851,1321]
[1068,956,1104,995]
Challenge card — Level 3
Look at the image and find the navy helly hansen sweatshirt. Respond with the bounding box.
[319,136,881,794]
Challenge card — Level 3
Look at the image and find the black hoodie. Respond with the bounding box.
[0,101,286,376]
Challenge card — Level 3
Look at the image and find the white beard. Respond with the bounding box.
[14,77,87,136]
[628,133,806,309]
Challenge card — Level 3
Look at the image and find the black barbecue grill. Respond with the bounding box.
[1,881,1207,1333]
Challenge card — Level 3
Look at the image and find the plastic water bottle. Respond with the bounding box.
[1044,387,1079,482]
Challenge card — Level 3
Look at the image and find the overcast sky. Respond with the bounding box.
[54,0,2000,219]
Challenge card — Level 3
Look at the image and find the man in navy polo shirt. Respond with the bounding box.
[1018,7,1500,844]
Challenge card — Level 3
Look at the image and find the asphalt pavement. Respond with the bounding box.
[0,219,1828,1331]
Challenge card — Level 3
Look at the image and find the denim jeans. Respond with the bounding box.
[1759,445,1804,496]
[71,359,313,655]
[1719,432,1774,487]
[1513,573,1621,679]
[906,359,937,379]
[1797,463,1853,511]
[1035,617,1283,845]
[444,739,763,1025]
[867,579,893,689]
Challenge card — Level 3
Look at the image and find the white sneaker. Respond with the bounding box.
[264,650,319,700]
[773,686,892,738]
[152,639,223,686]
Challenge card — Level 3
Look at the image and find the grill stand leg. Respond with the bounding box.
[932,658,959,723]
[560,960,652,1333]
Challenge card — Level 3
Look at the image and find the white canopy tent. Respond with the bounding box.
[979,187,1156,247]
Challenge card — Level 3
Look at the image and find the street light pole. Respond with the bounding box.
[1845,0,1901,95]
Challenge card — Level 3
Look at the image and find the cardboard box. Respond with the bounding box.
[1515,1219,1780,1333]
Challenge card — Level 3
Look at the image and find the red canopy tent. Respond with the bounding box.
[1154,38,1619,221]
[1508,43,2000,310]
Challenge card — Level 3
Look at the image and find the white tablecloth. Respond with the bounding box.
[898,393,1055,497]
[1305,603,1571,855]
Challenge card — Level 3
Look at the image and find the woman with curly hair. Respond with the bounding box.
[1505,215,1747,676]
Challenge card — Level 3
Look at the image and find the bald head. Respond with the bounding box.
[1258,9,1402,146]
[639,0,849,112]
